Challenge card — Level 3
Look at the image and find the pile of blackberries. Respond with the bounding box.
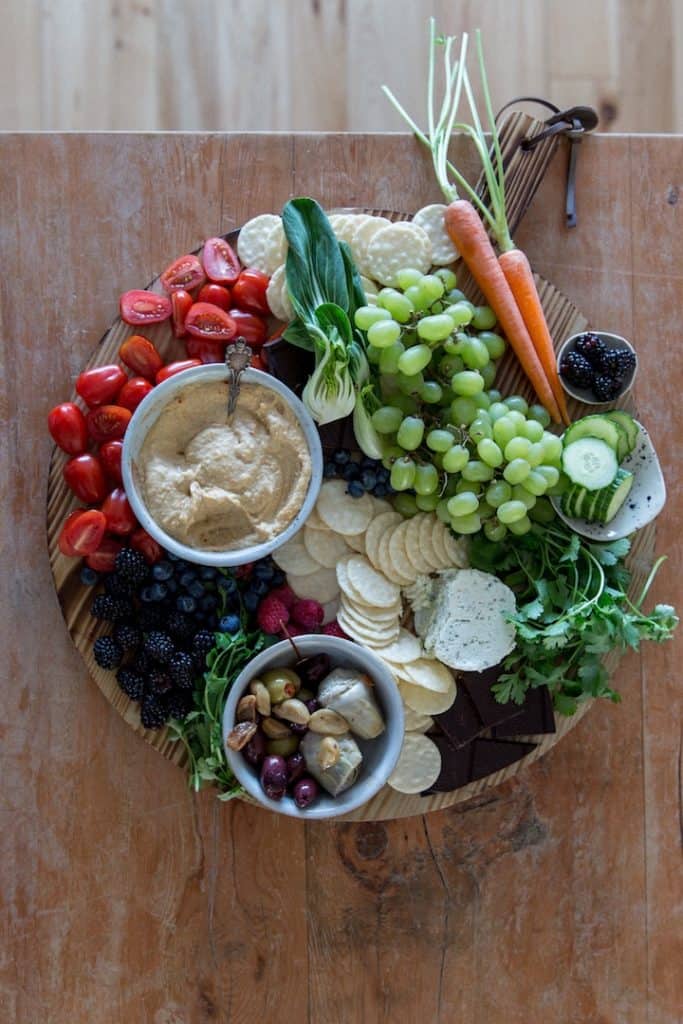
[559,333,636,403]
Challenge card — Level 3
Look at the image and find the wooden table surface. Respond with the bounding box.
[1,132,681,1024]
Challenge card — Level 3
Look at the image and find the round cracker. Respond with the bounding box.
[346,556,400,609]
[443,529,469,569]
[365,511,401,569]
[340,593,401,625]
[402,704,434,733]
[337,609,399,646]
[272,537,321,575]
[265,264,294,323]
[317,480,375,536]
[401,657,454,694]
[387,733,442,794]
[287,566,340,603]
[303,524,350,568]
[387,521,419,586]
[375,529,411,586]
[345,531,366,554]
[306,506,326,530]
[430,521,452,568]
[350,216,391,275]
[373,628,422,665]
[366,222,432,286]
[412,203,460,266]
[322,597,340,624]
[399,677,457,716]
[418,514,443,571]
[237,214,285,274]
[403,514,436,576]
[338,608,399,643]
[329,213,359,245]
[360,275,379,297]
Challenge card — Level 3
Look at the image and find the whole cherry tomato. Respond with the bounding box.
[185,302,236,341]
[47,402,88,455]
[250,351,266,371]
[75,364,128,407]
[228,308,267,347]
[117,376,154,412]
[86,405,132,442]
[99,440,124,485]
[171,289,193,339]
[155,359,203,384]
[232,268,270,315]
[185,337,226,364]
[119,335,163,380]
[197,283,231,311]
[130,527,162,564]
[201,237,241,285]
[101,487,137,535]
[160,254,205,294]
[85,535,123,572]
[58,509,107,557]
[120,289,172,326]
[63,454,108,504]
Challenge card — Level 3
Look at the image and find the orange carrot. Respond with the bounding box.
[498,248,570,425]
[444,200,562,423]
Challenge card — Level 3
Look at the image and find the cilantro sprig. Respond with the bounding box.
[469,524,678,715]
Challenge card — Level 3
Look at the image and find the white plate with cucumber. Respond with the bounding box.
[552,411,666,541]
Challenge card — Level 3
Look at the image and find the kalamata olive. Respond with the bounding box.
[243,729,266,766]
[288,721,308,735]
[260,755,288,800]
[293,776,320,809]
[261,667,301,703]
[304,698,319,715]
[286,751,306,785]
[295,654,330,688]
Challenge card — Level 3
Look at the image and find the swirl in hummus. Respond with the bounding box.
[137,381,311,551]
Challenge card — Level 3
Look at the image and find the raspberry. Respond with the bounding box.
[280,623,307,638]
[322,621,348,639]
[291,599,324,630]
[268,584,296,609]
[257,595,290,635]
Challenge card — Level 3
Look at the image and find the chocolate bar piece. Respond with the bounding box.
[460,664,525,729]
[421,734,473,795]
[491,686,556,738]
[470,738,537,782]
[433,685,483,748]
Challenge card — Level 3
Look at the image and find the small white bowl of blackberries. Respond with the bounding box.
[558,331,638,405]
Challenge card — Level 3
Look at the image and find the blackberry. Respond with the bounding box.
[131,650,152,676]
[559,351,594,389]
[114,622,142,651]
[143,631,176,664]
[93,635,123,669]
[136,605,167,632]
[592,375,622,402]
[115,667,145,701]
[165,689,194,721]
[103,573,134,599]
[574,332,606,366]
[166,611,195,643]
[598,348,622,378]
[614,348,636,380]
[148,667,173,694]
[114,547,149,584]
[168,651,195,688]
[91,594,131,623]
[140,692,168,730]
[191,629,215,669]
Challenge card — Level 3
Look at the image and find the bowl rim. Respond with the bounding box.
[121,365,323,566]
[556,330,638,405]
[222,635,405,820]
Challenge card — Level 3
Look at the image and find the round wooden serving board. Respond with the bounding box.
[47,209,656,822]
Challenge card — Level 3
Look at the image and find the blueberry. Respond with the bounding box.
[376,466,390,484]
[152,561,174,582]
[361,470,377,490]
[166,578,178,594]
[360,457,377,471]
[373,483,388,497]
[272,570,286,587]
[252,579,270,597]
[347,480,365,498]
[219,613,241,634]
[323,461,337,478]
[188,580,205,600]
[147,582,168,602]
[333,449,351,465]
[167,552,180,562]
[253,562,275,581]
[341,462,359,481]
[180,571,196,589]
[140,586,156,603]
[79,566,100,586]
[200,566,218,580]
[177,595,197,614]
[243,591,260,613]
[200,593,217,612]
[217,575,237,595]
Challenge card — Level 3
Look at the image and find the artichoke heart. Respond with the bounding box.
[317,667,385,739]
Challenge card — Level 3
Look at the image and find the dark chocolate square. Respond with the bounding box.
[433,685,483,748]
[460,664,525,730]
[469,738,537,782]
[421,734,473,795]
[491,686,556,738]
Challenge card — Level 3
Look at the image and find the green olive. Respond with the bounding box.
[297,687,315,702]
[265,736,300,757]
[262,667,301,704]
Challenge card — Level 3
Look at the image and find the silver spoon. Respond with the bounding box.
[225,338,252,418]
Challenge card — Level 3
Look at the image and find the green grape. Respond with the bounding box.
[379,341,405,374]
[503,458,531,485]
[492,415,519,447]
[442,444,470,473]
[430,300,445,313]
[380,373,399,398]
[452,371,485,396]
[377,288,415,323]
[471,305,497,330]
[480,361,497,388]
[478,331,506,360]
[484,519,508,542]
[487,389,502,403]
[450,512,482,535]
[396,416,425,450]
[390,456,417,490]
[473,392,492,411]
[477,438,504,467]
[419,380,443,404]
[371,405,404,434]
[541,432,563,464]
[485,480,512,508]
[504,394,529,415]
[398,343,432,375]
[528,403,551,427]
[527,442,545,467]
[439,354,465,378]
[414,463,439,495]
[469,417,493,443]
[507,514,532,536]
[528,497,555,523]
[504,436,532,461]
[397,371,424,395]
[546,472,570,496]
[521,419,544,442]
[442,336,460,355]
[489,401,509,421]
[444,302,473,327]
[436,499,451,523]
[459,337,490,370]
[455,477,482,495]
[447,491,479,517]
[462,460,495,482]
[432,452,444,470]
[434,268,457,291]
[381,445,404,471]
[505,409,527,430]
[536,465,560,488]
[521,469,548,496]
[367,318,401,349]
[416,314,454,342]
[404,284,431,311]
[445,288,468,304]
[393,493,419,517]
[478,500,496,521]
[416,492,441,512]
[391,393,418,415]
[450,396,478,425]
[511,484,537,511]
[367,345,381,365]
[427,428,455,453]
[418,274,445,303]
[354,305,392,330]
[497,499,528,524]
[396,267,423,290]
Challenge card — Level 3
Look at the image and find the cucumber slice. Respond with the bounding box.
[562,485,587,518]
[562,437,618,490]
[603,410,638,456]
[563,414,625,454]
[590,469,634,523]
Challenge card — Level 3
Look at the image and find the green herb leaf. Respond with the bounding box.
[282,197,348,320]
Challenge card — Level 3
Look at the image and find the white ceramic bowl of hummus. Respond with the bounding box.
[122,365,323,566]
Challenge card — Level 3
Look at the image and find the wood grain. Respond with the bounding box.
[2,131,682,1023]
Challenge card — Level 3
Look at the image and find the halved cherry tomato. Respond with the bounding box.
[160,254,205,294]
[228,308,268,347]
[232,268,270,315]
[185,337,226,364]
[119,335,164,380]
[155,359,203,384]
[99,440,124,485]
[130,527,162,564]
[75,364,128,407]
[48,402,88,455]
[101,487,137,535]
[250,351,267,371]
[185,302,236,341]
[86,405,132,442]
[85,535,123,572]
[117,376,154,412]
[171,289,193,339]
[197,283,232,311]
[58,509,107,557]
[201,237,241,285]
[63,454,108,504]
[120,289,172,326]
